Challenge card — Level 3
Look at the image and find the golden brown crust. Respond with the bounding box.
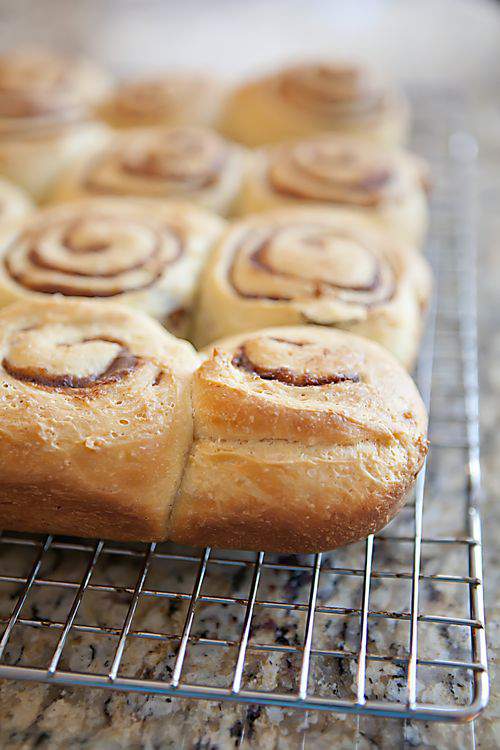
[170,326,428,552]
[192,327,427,441]
[238,134,429,247]
[170,441,417,553]
[193,207,431,367]
[0,297,199,541]
[218,61,409,147]
[0,303,428,551]
[51,126,248,217]
[0,198,225,337]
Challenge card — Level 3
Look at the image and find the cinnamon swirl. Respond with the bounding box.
[51,126,247,217]
[0,198,225,338]
[0,298,198,541]
[193,208,431,368]
[239,134,429,246]
[99,72,223,129]
[170,326,428,552]
[0,48,111,200]
[218,61,409,147]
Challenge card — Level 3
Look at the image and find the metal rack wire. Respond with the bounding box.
[0,91,489,723]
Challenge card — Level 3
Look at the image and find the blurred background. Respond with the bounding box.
[3,0,500,90]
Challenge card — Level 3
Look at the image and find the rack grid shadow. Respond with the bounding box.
[0,90,489,723]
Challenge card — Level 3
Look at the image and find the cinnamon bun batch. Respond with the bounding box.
[193,208,431,368]
[0,198,224,338]
[218,61,409,147]
[0,300,428,551]
[238,134,429,246]
[99,72,223,130]
[51,126,248,217]
[0,49,111,200]
[0,49,432,553]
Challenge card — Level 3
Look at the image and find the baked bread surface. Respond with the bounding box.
[51,126,247,217]
[218,61,409,147]
[170,326,428,552]
[194,207,431,367]
[0,309,428,551]
[238,134,429,246]
[99,72,223,129]
[0,198,225,337]
[0,298,198,540]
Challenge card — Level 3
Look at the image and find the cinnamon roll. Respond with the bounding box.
[193,208,431,368]
[99,72,223,129]
[0,48,111,200]
[218,61,409,147]
[239,134,429,246]
[51,126,247,217]
[170,326,428,552]
[0,298,198,541]
[0,198,225,338]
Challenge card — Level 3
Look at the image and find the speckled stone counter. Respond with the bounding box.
[0,93,499,749]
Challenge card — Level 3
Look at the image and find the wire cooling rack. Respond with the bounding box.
[0,91,489,723]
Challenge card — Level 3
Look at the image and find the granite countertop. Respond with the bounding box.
[0,96,499,749]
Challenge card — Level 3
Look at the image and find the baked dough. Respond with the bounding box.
[0,298,198,540]
[193,207,431,368]
[0,198,225,338]
[0,176,32,233]
[0,48,111,200]
[170,326,428,552]
[218,61,409,147]
[99,72,223,129]
[50,126,248,217]
[0,299,428,550]
[238,134,429,246]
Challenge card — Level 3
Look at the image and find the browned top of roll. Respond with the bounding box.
[0,297,197,402]
[3,330,140,390]
[80,127,233,199]
[195,326,428,448]
[226,211,396,320]
[264,134,421,208]
[103,73,219,126]
[0,48,110,133]
[277,61,391,121]
[2,200,187,298]
[231,336,361,387]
